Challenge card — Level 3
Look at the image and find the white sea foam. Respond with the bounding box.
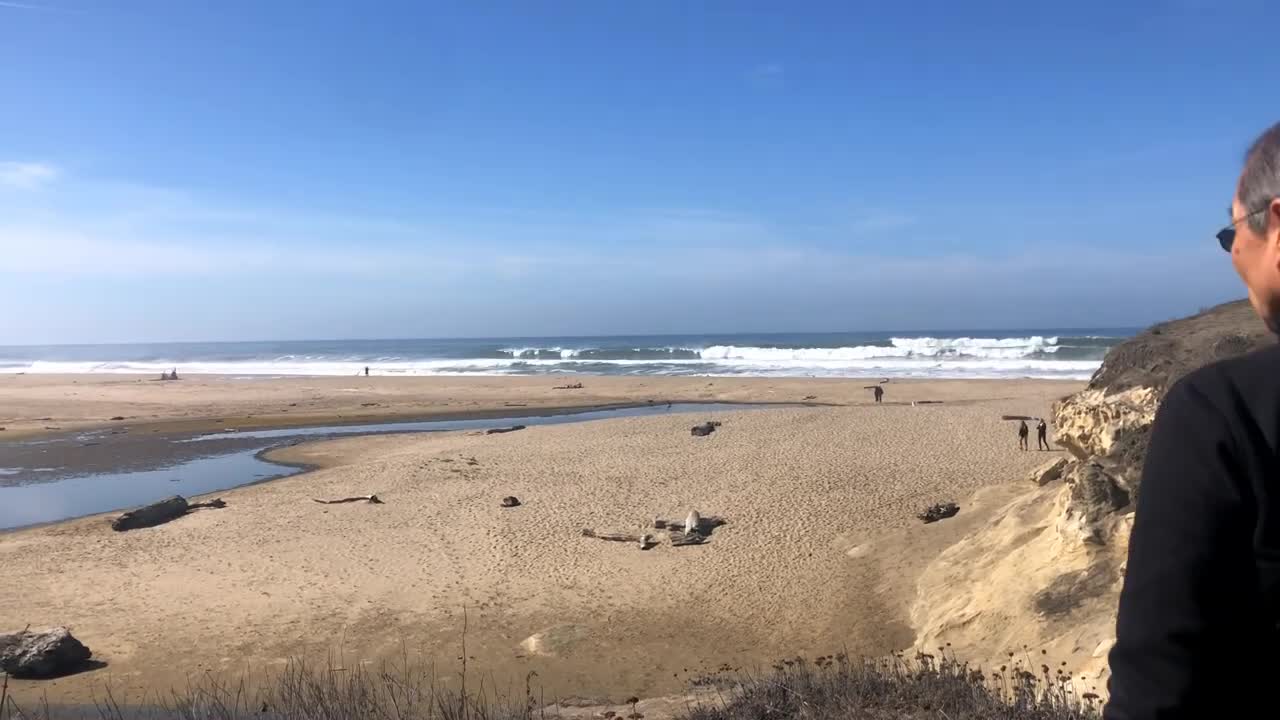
[701,336,1059,362]
[0,336,1103,380]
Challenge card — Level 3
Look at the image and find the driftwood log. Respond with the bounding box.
[312,495,383,505]
[653,512,726,547]
[486,425,526,435]
[111,495,226,532]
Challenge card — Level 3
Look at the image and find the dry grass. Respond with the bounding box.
[0,650,1102,720]
[689,651,1102,720]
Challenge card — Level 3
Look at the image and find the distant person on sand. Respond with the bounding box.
[1107,121,1280,718]
[364,366,369,377]
[1036,418,1049,450]
[872,386,883,403]
[1017,420,1029,451]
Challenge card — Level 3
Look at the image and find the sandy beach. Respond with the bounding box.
[0,375,1078,705]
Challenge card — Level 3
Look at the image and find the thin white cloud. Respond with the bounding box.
[0,1,55,10]
[0,161,59,189]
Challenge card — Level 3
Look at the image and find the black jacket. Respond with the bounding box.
[1106,344,1280,718]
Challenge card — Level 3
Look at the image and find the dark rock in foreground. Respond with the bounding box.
[917,502,959,524]
[691,421,722,437]
[0,627,92,678]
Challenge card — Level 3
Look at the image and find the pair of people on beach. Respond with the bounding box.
[1017,418,1048,451]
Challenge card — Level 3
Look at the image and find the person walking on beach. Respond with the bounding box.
[364,366,370,377]
[1036,418,1050,450]
[1106,121,1280,718]
[1017,420,1029,451]
[872,385,884,404]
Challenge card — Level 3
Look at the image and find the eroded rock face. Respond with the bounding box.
[910,301,1272,697]
[1058,464,1131,546]
[1046,299,1272,530]
[0,627,92,678]
[1053,387,1158,467]
[1029,457,1069,487]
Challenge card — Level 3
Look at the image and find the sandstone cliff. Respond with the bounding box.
[911,300,1272,690]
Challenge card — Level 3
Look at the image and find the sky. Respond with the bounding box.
[0,0,1273,344]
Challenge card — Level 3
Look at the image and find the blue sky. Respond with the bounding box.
[0,0,1271,343]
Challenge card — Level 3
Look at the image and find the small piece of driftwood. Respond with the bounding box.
[553,382,584,390]
[668,531,708,547]
[486,425,526,435]
[581,529,656,550]
[188,498,227,511]
[1001,414,1034,421]
[313,495,383,505]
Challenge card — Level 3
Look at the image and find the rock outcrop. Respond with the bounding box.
[911,299,1272,690]
[0,627,92,678]
[1051,299,1271,538]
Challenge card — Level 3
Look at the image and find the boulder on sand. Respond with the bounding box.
[111,495,190,531]
[0,627,92,678]
[690,421,721,437]
[917,502,960,524]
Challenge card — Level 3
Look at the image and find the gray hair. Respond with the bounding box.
[1240,122,1280,233]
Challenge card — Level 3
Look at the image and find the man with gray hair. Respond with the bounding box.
[1105,123,1280,717]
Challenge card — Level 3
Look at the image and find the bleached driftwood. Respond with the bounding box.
[652,512,726,535]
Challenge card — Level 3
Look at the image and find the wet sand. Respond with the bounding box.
[0,376,1078,705]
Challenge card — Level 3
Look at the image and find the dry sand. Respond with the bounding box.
[0,373,1064,439]
[0,376,1079,705]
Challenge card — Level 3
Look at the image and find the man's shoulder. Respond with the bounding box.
[1168,343,1280,417]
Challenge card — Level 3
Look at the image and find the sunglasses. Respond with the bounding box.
[1217,207,1269,252]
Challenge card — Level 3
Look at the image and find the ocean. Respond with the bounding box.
[0,330,1131,380]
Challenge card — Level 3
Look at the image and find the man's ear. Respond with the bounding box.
[1269,197,1280,250]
